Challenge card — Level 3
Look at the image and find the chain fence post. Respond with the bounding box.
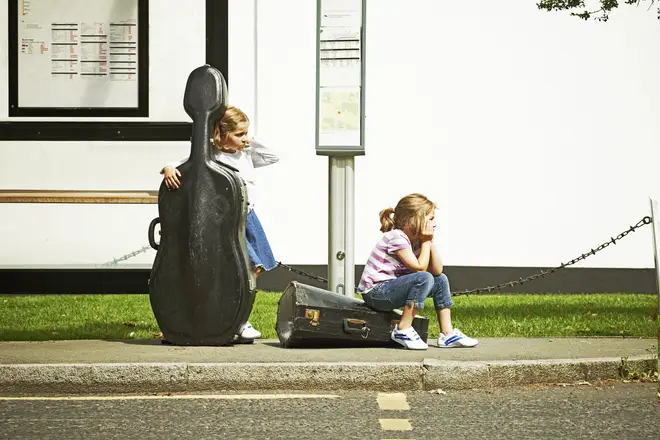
[649,198,660,401]
[649,199,660,315]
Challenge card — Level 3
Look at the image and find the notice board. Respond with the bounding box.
[316,0,366,156]
[8,0,149,117]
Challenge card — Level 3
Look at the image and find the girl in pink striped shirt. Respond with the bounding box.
[358,193,478,350]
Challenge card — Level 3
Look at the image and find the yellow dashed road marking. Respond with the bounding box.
[377,393,410,411]
[379,419,413,431]
[377,392,414,436]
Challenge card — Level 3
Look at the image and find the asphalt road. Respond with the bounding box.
[1,383,658,439]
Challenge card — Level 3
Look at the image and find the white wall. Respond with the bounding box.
[1,0,659,270]
[256,0,660,270]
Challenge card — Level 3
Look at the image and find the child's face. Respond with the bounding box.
[425,211,436,230]
[220,122,250,152]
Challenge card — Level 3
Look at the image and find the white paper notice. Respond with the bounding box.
[17,0,139,108]
[319,27,360,87]
[321,0,361,27]
[319,87,360,146]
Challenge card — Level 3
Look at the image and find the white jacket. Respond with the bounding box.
[163,139,279,211]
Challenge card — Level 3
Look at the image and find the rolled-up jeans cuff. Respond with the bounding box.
[405,299,425,310]
[435,298,454,310]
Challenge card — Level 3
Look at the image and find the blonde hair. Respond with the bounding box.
[379,193,436,236]
[213,106,250,149]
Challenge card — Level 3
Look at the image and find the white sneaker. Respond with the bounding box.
[239,322,262,340]
[391,325,428,350]
[437,328,478,348]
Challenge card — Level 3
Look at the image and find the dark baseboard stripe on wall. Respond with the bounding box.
[0,266,655,295]
[0,122,193,141]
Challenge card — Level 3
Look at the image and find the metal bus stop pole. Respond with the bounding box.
[344,157,355,295]
[328,157,346,294]
[328,157,355,296]
[317,0,366,296]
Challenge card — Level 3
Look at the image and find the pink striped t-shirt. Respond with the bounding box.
[357,229,420,293]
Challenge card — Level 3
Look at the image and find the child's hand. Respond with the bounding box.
[238,137,254,151]
[163,166,182,189]
[419,219,435,242]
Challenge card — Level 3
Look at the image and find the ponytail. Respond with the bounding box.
[379,193,436,236]
[379,207,395,232]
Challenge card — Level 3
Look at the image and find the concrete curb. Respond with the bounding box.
[0,356,655,395]
[423,356,657,390]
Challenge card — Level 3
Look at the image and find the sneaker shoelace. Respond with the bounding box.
[406,328,421,340]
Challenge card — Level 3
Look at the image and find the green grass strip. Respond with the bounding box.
[0,292,656,341]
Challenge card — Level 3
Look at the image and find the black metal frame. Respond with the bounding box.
[8,0,150,118]
[1,0,228,141]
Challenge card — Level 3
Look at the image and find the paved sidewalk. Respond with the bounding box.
[0,338,656,395]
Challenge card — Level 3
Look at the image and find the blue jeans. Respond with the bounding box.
[362,272,454,312]
[245,210,277,271]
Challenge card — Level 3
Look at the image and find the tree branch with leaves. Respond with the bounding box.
[537,0,658,21]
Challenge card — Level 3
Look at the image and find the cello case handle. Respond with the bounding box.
[148,217,160,250]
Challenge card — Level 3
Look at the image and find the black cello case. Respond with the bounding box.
[147,65,255,346]
[276,282,429,348]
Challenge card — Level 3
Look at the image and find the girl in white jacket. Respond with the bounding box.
[161,106,279,342]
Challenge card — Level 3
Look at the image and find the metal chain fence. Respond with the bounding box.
[103,215,652,296]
